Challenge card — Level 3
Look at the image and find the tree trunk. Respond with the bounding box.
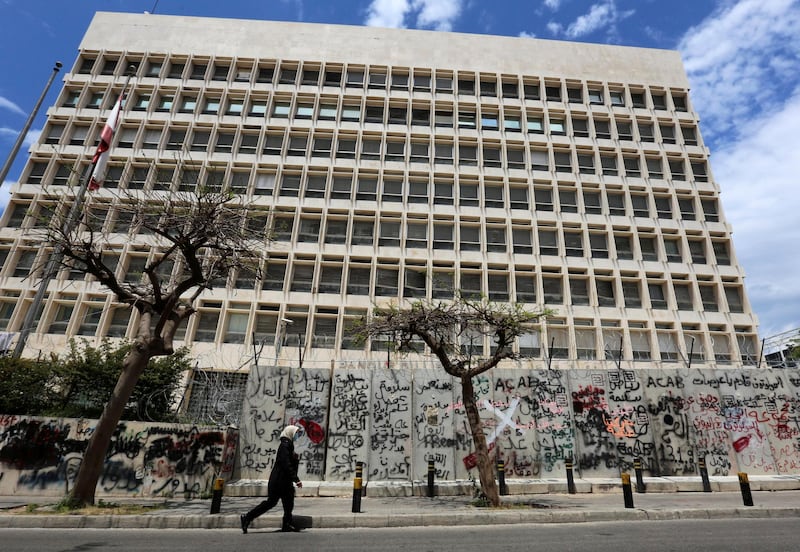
[68,345,151,506]
[461,375,500,507]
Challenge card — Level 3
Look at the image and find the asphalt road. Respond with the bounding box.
[2,518,797,552]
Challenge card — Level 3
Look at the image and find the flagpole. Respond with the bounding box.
[12,66,136,358]
[0,62,62,188]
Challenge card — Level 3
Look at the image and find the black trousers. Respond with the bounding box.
[244,489,294,528]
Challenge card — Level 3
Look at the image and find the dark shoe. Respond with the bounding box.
[281,523,301,532]
[240,514,249,534]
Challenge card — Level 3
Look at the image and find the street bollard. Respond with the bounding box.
[209,477,224,514]
[621,473,634,509]
[738,472,754,507]
[633,457,646,493]
[352,462,364,513]
[427,459,435,498]
[698,456,712,493]
[497,458,508,496]
[565,456,576,494]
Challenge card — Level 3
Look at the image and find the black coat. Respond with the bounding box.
[268,436,300,494]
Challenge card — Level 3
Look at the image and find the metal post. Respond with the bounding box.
[633,457,646,493]
[621,473,634,508]
[0,62,62,187]
[427,459,435,498]
[738,472,754,507]
[565,456,576,494]
[352,461,363,513]
[497,457,508,496]
[698,456,712,493]
[209,477,224,514]
[13,66,135,358]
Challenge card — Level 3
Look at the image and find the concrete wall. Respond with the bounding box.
[0,416,226,497]
[240,365,800,482]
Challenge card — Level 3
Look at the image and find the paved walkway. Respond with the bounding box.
[1,488,799,529]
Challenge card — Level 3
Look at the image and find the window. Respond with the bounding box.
[673,93,688,111]
[692,161,709,182]
[669,158,685,180]
[271,214,294,240]
[622,281,642,308]
[226,98,244,116]
[564,231,583,257]
[712,241,730,265]
[62,90,81,108]
[639,236,658,261]
[678,197,695,220]
[262,260,286,290]
[673,283,693,310]
[459,144,478,166]
[190,62,207,80]
[664,237,682,262]
[280,175,301,197]
[570,278,589,305]
[434,110,453,127]
[434,181,453,204]
[542,276,563,303]
[527,116,544,134]
[607,192,625,216]
[249,99,267,117]
[589,233,608,258]
[368,70,386,89]
[459,182,479,207]
[624,156,641,177]
[699,285,717,312]
[681,126,698,146]
[383,180,403,203]
[179,95,197,113]
[324,219,347,245]
[572,117,589,137]
[554,151,572,173]
[594,120,611,140]
[272,101,291,118]
[688,239,706,263]
[638,121,654,142]
[310,135,331,157]
[365,104,384,123]
[512,227,532,254]
[379,219,401,247]
[583,191,601,214]
[86,92,104,109]
[409,180,428,203]
[337,137,357,159]
[538,228,558,255]
[356,177,377,201]
[331,176,351,200]
[651,92,667,110]
[631,194,649,217]
[481,113,499,131]
[346,69,364,88]
[485,225,506,252]
[391,72,408,90]
[660,123,676,144]
[559,189,578,213]
[279,67,297,84]
[600,154,617,176]
[190,129,210,151]
[596,279,615,307]
[234,66,252,83]
[361,137,381,159]
[460,225,480,251]
[534,188,553,211]
[567,87,582,103]
[254,173,275,196]
[47,303,74,334]
[588,88,603,104]
[346,266,369,295]
[156,94,174,112]
[631,330,651,360]
[323,69,341,86]
[658,331,679,361]
[319,265,343,293]
[531,149,548,170]
[223,312,249,344]
[298,218,321,243]
[615,235,633,260]
[725,286,744,313]
[406,221,427,249]
[433,223,453,249]
[545,85,561,102]
[610,90,625,106]
[404,267,427,298]
[480,79,496,97]
[577,152,595,175]
[515,272,536,303]
[388,106,407,125]
[351,220,375,245]
[410,141,429,163]
[312,317,337,349]
[435,75,453,92]
[168,61,185,78]
[617,121,633,140]
[385,140,405,162]
[291,264,315,292]
[458,110,476,129]
[488,274,509,301]
[460,272,482,299]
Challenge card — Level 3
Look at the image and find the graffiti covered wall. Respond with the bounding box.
[241,365,800,481]
[0,416,226,497]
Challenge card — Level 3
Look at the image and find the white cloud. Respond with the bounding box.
[0,96,25,117]
[711,92,800,336]
[518,31,537,39]
[364,0,463,31]
[414,0,462,31]
[546,0,634,39]
[678,0,800,145]
[543,0,562,10]
[365,0,411,28]
[0,181,12,215]
[0,126,41,147]
[678,0,800,336]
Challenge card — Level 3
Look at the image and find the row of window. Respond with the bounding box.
[55,90,701,144]
[20,160,720,222]
[2,291,753,363]
[75,54,690,111]
[0,241,742,314]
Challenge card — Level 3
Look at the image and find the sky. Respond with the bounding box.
[0,0,798,338]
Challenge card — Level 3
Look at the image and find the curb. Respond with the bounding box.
[1,507,798,529]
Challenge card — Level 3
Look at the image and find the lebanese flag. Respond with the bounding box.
[88,92,125,191]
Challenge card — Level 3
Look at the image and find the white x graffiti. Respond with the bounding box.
[482,397,520,445]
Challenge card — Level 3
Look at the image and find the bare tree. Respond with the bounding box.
[355,295,551,506]
[37,175,266,506]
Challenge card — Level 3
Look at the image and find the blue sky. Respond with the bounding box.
[1,0,798,337]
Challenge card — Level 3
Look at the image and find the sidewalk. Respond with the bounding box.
[1,486,799,529]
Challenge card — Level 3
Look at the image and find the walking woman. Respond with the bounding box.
[241,424,303,533]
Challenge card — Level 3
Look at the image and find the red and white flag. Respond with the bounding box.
[88,92,125,191]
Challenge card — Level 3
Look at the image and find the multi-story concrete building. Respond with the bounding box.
[1,12,761,398]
